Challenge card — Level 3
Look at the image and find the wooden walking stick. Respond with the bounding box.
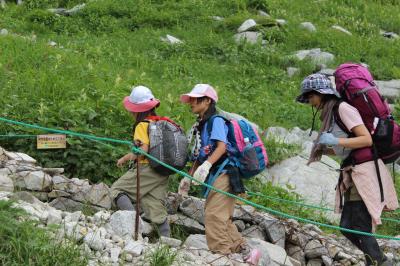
[134,158,140,241]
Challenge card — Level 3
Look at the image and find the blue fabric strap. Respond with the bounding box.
[203,158,230,198]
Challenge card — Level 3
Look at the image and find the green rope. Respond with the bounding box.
[0,116,399,240]
[247,191,400,223]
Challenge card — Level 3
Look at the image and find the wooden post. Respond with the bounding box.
[134,159,140,241]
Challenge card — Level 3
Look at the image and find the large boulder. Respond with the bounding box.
[261,155,340,221]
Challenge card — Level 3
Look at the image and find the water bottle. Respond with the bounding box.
[241,137,258,174]
[244,137,252,149]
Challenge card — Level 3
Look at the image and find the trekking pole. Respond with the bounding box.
[134,158,140,241]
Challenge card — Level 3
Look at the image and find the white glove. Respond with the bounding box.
[178,177,191,197]
[192,161,212,186]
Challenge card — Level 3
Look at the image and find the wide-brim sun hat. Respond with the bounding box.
[296,73,340,103]
[123,85,160,112]
[180,84,218,103]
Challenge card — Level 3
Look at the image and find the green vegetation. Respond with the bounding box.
[146,244,177,266]
[0,200,87,266]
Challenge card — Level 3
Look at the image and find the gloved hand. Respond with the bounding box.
[318,132,339,146]
[192,161,212,186]
[178,177,191,197]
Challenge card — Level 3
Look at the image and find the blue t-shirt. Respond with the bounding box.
[198,117,229,163]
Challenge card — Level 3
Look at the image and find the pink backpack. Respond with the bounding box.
[334,63,400,164]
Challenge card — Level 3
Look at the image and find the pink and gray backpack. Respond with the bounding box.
[334,63,400,165]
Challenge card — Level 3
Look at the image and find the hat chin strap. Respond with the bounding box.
[309,104,322,136]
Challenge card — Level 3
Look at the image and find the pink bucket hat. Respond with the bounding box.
[123,85,160,113]
[180,84,218,103]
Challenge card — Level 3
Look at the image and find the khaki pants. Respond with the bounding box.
[204,173,246,254]
[110,164,168,224]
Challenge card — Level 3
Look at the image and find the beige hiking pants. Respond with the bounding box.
[110,164,169,224]
[204,173,246,254]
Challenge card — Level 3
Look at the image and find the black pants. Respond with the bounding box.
[340,201,384,265]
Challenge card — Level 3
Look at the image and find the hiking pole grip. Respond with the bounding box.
[135,159,140,241]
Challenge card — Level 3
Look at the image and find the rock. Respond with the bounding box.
[47,208,62,225]
[300,22,316,32]
[62,221,85,241]
[124,240,144,256]
[165,193,182,214]
[12,191,43,205]
[233,205,255,222]
[183,234,208,250]
[303,224,323,234]
[276,19,287,26]
[381,31,399,39]
[318,68,335,76]
[204,252,233,265]
[211,16,224,21]
[110,247,121,263]
[294,48,335,65]
[258,10,270,17]
[258,213,286,248]
[160,236,182,248]
[179,197,205,224]
[48,189,70,198]
[108,210,144,240]
[0,172,13,192]
[4,151,36,164]
[287,244,306,265]
[307,259,323,266]
[234,31,262,44]
[13,170,52,191]
[48,41,57,47]
[0,28,8,35]
[161,34,183,44]
[84,230,104,251]
[331,25,352,35]
[237,19,257,33]
[52,175,70,191]
[242,225,265,241]
[42,168,64,175]
[322,255,333,266]
[304,240,328,259]
[233,220,246,232]
[30,191,48,201]
[375,80,400,103]
[86,183,112,209]
[261,155,340,216]
[93,210,111,225]
[169,214,205,234]
[64,211,83,223]
[287,67,300,77]
[50,197,95,212]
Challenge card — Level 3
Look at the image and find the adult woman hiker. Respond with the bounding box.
[110,85,170,237]
[296,73,398,265]
[177,84,261,265]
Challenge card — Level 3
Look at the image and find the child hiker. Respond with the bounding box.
[177,84,261,265]
[110,85,170,237]
[296,73,398,265]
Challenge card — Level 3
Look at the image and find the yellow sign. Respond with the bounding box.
[37,134,67,149]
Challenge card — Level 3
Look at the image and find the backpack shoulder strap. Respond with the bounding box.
[333,100,352,135]
[206,115,229,136]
